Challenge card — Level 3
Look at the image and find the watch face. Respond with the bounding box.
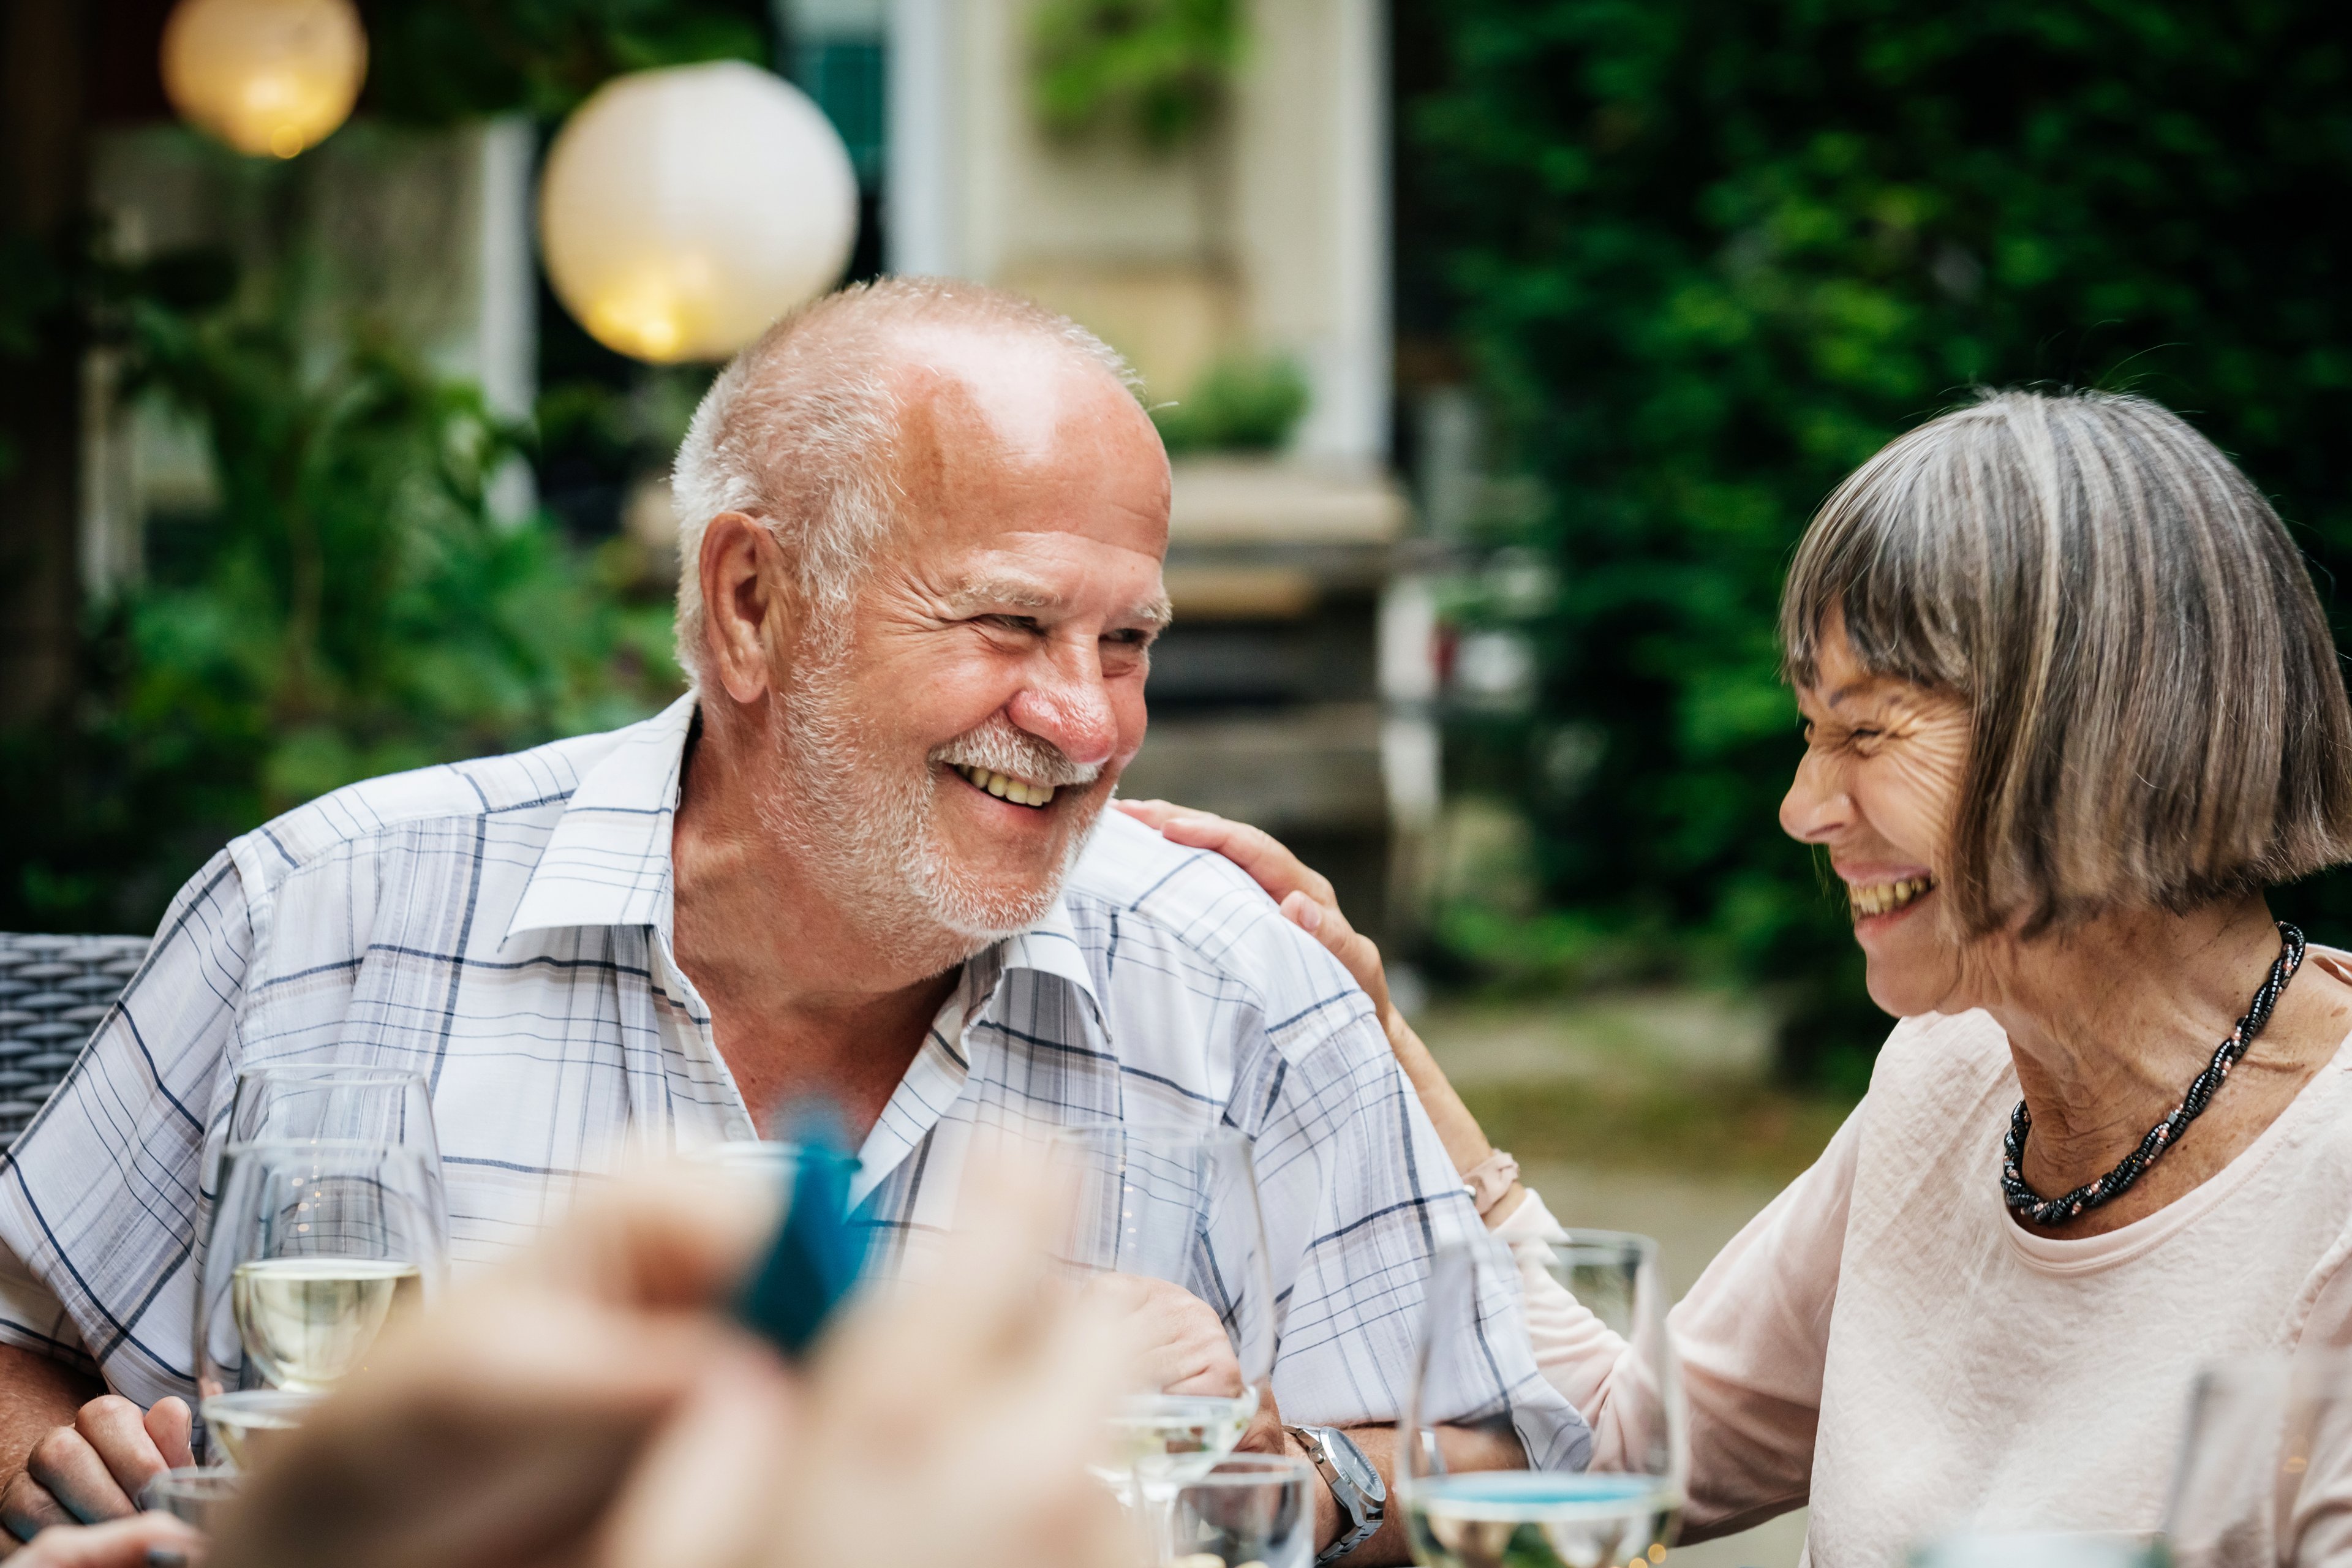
[1325,1428,1385,1501]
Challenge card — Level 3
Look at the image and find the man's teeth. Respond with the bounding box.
[952,763,1056,809]
[1849,876,1935,919]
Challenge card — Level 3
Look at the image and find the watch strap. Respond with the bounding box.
[1286,1423,1383,1566]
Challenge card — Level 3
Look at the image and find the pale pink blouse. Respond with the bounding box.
[1498,959,2352,1567]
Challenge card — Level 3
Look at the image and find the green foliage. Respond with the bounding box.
[360,0,769,123]
[1405,0,2352,1082]
[1151,353,1310,453]
[0,251,679,933]
[1031,0,1244,151]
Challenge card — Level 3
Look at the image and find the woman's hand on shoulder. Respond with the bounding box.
[1114,800,1517,1216]
[1114,799,1398,1030]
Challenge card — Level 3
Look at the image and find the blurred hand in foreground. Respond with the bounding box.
[2,1513,201,1567]
[210,1153,1139,1568]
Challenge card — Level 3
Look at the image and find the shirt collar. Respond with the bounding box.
[503,696,1108,1018]
[505,694,696,944]
[976,896,1104,1021]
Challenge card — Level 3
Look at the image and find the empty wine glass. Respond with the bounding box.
[1171,1453,1318,1568]
[195,1139,448,1468]
[2166,1350,2352,1567]
[1400,1230,1686,1568]
[1050,1125,1278,1555]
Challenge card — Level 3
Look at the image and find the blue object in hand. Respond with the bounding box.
[734,1109,868,1357]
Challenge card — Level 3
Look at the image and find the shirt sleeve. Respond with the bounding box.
[1241,988,1589,1471]
[1664,1103,1861,1540]
[0,1232,92,1374]
[0,848,255,1407]
[2280,1222,2352,1559]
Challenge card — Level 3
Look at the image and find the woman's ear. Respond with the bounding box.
[698,513,796,705]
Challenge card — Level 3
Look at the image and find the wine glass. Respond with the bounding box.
[1171,1453,1319,1568]
[219,1064,445,1245]
[1400,1230,1686,1568]
[141,1466,243,1529]
[195,1139,448,1468]
[2166,1351,2352,1567]
[1049,1125,1278,1550]
[225,1063,439,1152]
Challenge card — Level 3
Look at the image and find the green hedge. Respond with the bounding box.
[1404,0,2352,1085]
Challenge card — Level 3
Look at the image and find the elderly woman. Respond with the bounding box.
[1121,389,2352,1561]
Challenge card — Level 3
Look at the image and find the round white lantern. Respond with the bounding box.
[538,62,859,364]
[160,0,368,160]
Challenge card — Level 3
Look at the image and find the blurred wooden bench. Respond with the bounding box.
[0,935,151,1145]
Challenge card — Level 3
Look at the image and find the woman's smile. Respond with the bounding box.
[1844,872,1937,925]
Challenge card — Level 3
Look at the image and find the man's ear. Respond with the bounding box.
[698,512,796,705]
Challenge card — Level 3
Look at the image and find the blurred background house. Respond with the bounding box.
[13,0,1438,949]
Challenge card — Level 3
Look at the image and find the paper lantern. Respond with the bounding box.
[160,0,367,160]
[538,62,859,364]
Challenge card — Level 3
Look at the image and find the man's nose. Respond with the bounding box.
[1779,751,1851,844]
[1007,656,1118,770]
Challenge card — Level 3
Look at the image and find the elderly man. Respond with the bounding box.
[0,280,1575,1560]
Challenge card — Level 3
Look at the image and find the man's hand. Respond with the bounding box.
[1086,1274,1244,1397]
[1,1398,190,1541]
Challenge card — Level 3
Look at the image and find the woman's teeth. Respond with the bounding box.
[1849,876,1935,920]
[953,763,1056,809]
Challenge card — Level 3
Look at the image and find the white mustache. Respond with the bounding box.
[930,718,1102,788]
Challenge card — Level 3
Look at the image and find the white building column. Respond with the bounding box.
[886,0,961,276]
[1302,0,1391,466]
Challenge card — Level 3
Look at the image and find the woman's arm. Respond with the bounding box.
[1111,800,1526,1223]
[1115,800,1846,1535]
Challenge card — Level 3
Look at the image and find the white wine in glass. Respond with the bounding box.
[1093,1389,1261,1493]
[195,1139,447,1464]
[232,1256,425,1389]
[1401,1232,1686,1568]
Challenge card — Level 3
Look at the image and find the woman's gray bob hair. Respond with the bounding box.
[1781,390,2352,936]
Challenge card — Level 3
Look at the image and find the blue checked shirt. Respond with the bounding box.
[0,696,1584,1465]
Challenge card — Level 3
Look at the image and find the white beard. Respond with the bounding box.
[752,635,1106,954]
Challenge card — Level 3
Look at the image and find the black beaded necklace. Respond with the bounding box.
[2000,921,2306,1227]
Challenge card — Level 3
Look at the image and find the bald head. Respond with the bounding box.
[669,278,1155,685]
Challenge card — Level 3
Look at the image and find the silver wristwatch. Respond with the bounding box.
[1286,1423,1386,1566]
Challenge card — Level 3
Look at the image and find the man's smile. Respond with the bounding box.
[949,761,1059,809]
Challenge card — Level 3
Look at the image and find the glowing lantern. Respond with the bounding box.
[537,62,859,364]
[160,0,368,160]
